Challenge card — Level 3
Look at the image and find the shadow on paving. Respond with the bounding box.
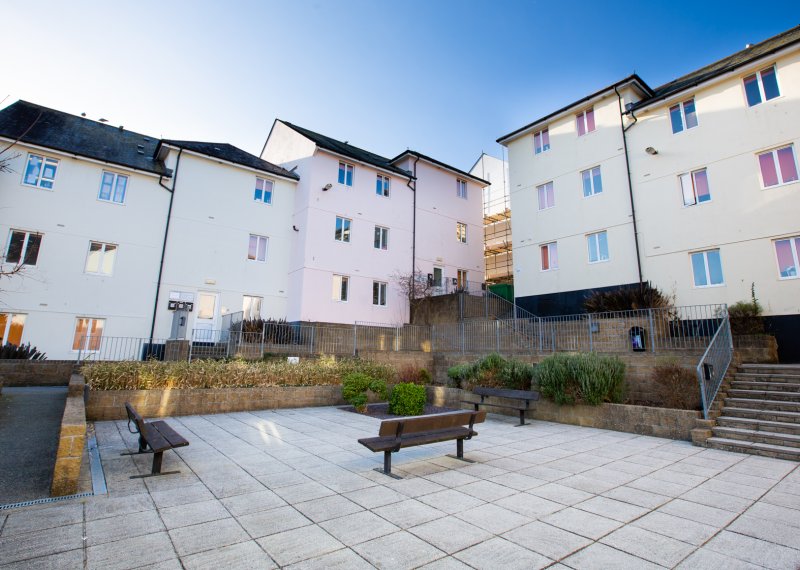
[0,387,67,505]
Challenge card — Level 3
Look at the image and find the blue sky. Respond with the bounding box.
[2,1,797,170]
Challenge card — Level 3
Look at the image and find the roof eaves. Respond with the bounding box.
[391,150,490,186]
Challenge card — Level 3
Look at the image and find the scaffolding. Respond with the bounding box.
[472,153,513,285]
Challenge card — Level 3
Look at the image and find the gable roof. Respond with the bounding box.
[391,150,489,186]
[497,75,652,144]
[633,24,800,111]
[0,100,169,175]
[279,120,411,178]
[161,140,298,180]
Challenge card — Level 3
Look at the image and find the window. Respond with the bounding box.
[23,154,58,189]
[744,66,780,107]
[98,171,128,204]
[758,145,799,188]
[670,98,699,134]
[456,222,467,244]
[576,108,596,136]
[332,274,349,302]
[541,242,558,271]
[534,128,550,154]
[581,166,603,197]
[691,250,724,287]
[457,179,467,199]
[376,175,390,197]
[85,242,117,275]
[457,269,468,289]
[242,295,263,319]
[247,234,268,262]
[338,162,354,186]
[374,226,388,250]
[72,317,105,351]
[587,231,609,263]
[432,267,443,287]
[254,177,273,204]
[537,181,555,210]
[775,237,800,279]
[5,230,42,266]
[373,281,387,306]
[0,313,26,346]
[335,216,352,242]
[679,169,711,206]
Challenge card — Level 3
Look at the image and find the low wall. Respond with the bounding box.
[0,361,78,387]
[51,375,87,496]
[733,334,779,364]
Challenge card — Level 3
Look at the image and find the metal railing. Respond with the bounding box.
[697,315,734,419]
[429,279,486,297]
[76,336,170,362]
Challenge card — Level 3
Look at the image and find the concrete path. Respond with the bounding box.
[0,387,66,505]
[2,407,800,569]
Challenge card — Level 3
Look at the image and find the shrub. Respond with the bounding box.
[584,282,673,313]
[389,382,427,416]
[651,358,701,410]
[447,363,473,387]
[82,356,396,390]
[0,342,46,360]
[397,364,432,385]
[535,353,626,406]
[728,283,765,335]
[342,372,388,412]
[446,353,535,390]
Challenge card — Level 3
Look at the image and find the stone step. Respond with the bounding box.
[706,437,800,461]
[712,426,800,448]
[722,406,800,424]
[726,389,800,402]
[725,398,800,413]
[738,364,800,376]
[730,381,800,392]
[734,372,800,383]
[716,416,800,435]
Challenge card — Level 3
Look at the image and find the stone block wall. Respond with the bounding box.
[51,375,87,496]
[0,361,78,387]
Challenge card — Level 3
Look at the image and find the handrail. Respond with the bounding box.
[696,315,734,419]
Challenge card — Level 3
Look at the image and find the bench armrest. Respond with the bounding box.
[392,422,405,452]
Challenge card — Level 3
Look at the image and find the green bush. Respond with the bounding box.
[446,353,535,390]
[0,342,46,360]
[389,382,427,416]
[535,353,626,406]
[342,372,388,412]
[583,281,673,313]
[728,284,765,335]
[447,363,473,387]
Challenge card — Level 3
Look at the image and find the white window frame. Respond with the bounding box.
[374,226,388,250]
[372,281,387,306]
[242,295,263,319]
[72,317,105,352]
[332,274,349,302]
[669,98,699,134]
[0,312,26,346]
[587,231,609,264]
[5,229,42,267]
[22,153,59,189]
[774,237,800,280]
[335,216,352,243]
[457,179,468,199]
[758,145,799,188]
[98,171,129,204]
[376,174,390,198]
[581,166,603,197]
[456,222,468,244]
[254,177,274,205]
[691,249,725,288]
[537,181,555,210]
[338,162,354,187]
[743,65,781,107]
[247,234,269,262]
[533,128,550,154]
[679,168,711,206]
[576,108,595,136]
[84,241,117,276]
[540,242,558,271]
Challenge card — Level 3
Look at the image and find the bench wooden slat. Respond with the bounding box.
[149,421,190,449]
[377,410,485,437]
[473,387,540,400]
[359,426,476,452]
[123,402,189,477]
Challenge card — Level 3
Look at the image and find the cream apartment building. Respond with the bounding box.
[499,25,800,361]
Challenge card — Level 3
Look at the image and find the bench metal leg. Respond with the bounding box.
[373,451,402,479]
[516,409,527,427]
[447,439,475,463]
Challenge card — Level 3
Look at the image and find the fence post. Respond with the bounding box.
[309,324,315,354]
[260,322,266,358]
[430,324,435,352]
[588,314,593,352]
[648,309,655,353]
[461,321,466,354]
[353,324,357,356]
[459,293,464,320]
[538,318,543,352]
[188,333,194,362]
[395,326,400,352]
[495,320,500,353]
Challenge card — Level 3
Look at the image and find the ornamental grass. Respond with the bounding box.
[83,356,397,391]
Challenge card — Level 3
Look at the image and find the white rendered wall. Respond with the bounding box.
[471,153,509,216]
[0,142,168,359]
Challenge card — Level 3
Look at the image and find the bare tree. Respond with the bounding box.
[392,269,433,302]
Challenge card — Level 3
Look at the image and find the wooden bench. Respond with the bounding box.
[463,387,540,426]
[122,403,189,478]
[358,410,486,478]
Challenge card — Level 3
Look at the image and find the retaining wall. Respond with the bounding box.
[0,361,78,387]
[51,375,86,496]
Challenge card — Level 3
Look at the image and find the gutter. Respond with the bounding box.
[615,85,644,285]
[149,148,183,345]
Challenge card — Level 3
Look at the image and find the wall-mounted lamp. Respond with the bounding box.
[322,183,332,191]
[645,147,658,155]
[292,225,300,232]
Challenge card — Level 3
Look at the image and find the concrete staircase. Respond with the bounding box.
[708,363,800,460]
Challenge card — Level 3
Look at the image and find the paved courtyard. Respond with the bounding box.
[2,407,800,569]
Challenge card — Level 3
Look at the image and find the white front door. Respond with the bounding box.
[193,292,218,341]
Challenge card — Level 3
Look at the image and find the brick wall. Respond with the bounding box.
[0,361,78,387]
[51,375,86,496]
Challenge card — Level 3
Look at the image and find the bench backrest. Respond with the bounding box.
[125,402,147,434]
[378,410,486,437]
[473,387,540,400]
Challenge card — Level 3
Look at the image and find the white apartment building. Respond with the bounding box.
[499,25,800,361]
[262,121,486,326]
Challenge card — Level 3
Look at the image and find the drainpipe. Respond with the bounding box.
[407,156,420,279]
[149,148,183,345]
[615,85,644,287]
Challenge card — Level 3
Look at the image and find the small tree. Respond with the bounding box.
[392,269,433,302]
